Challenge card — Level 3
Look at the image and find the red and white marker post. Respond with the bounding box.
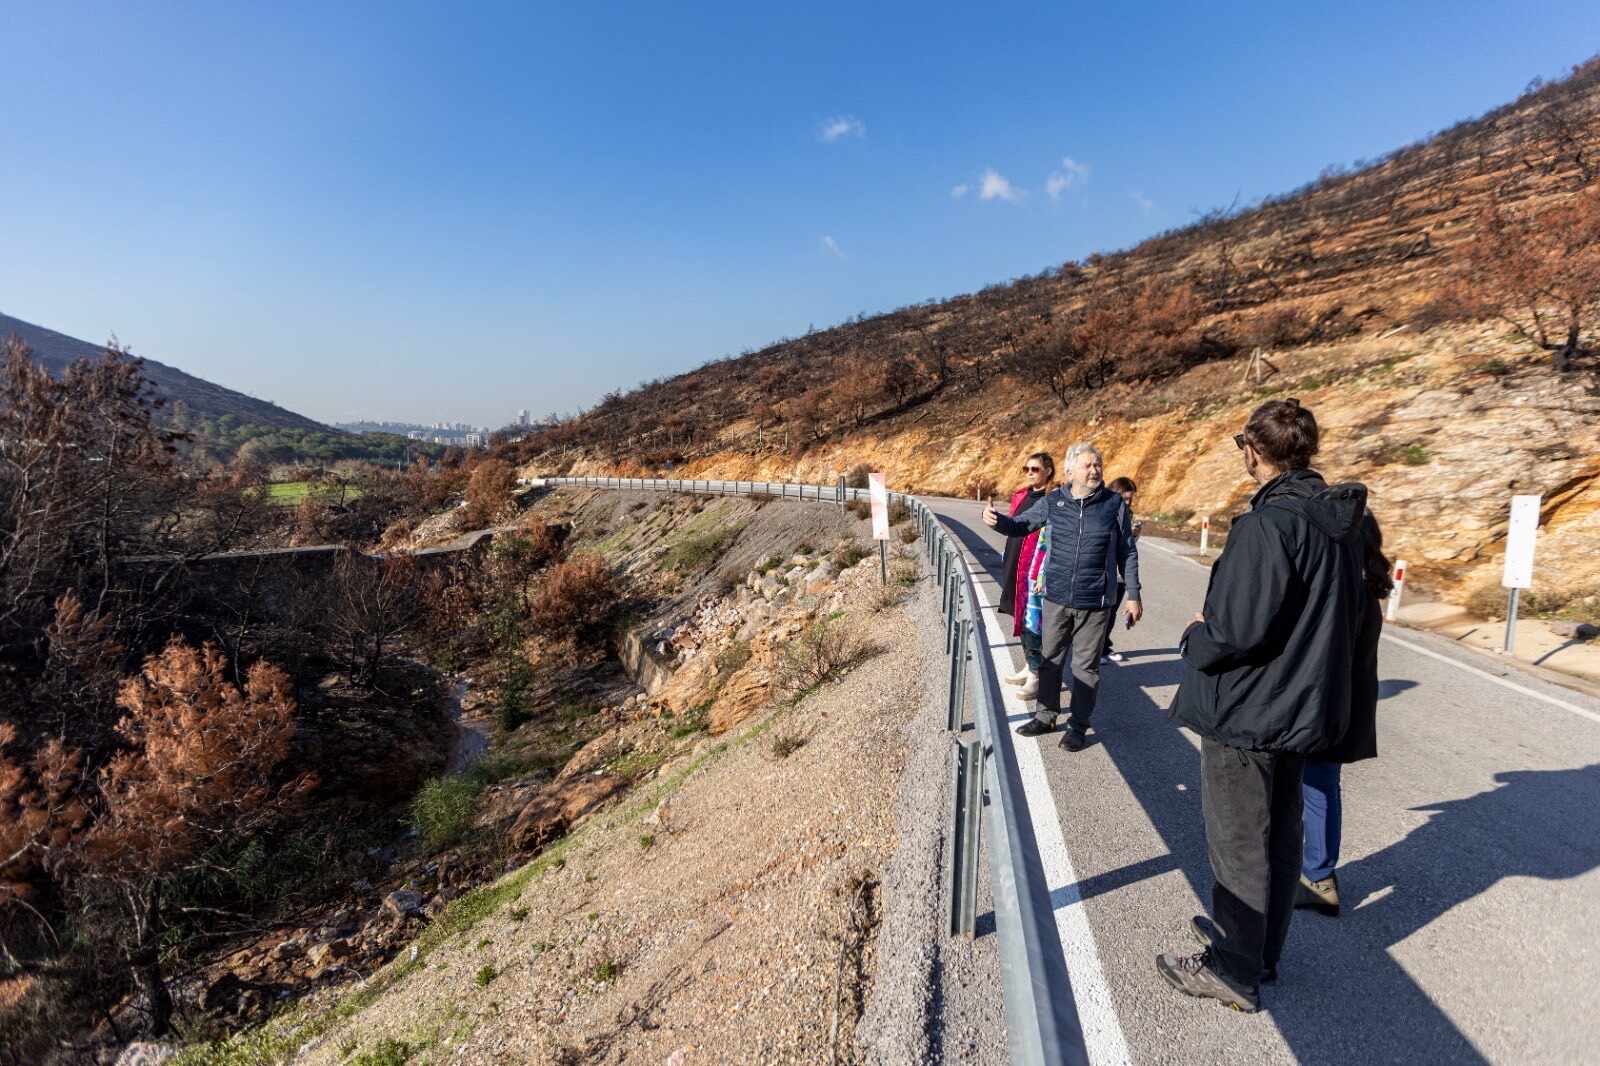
[1199,515,1211,556]
[1387,559,1407,621]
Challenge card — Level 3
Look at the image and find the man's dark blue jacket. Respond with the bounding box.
[991,484,1140,609]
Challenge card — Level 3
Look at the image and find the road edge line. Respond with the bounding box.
[964,546,1134,1066]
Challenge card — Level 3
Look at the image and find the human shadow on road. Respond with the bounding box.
[1069,655,1600,1063]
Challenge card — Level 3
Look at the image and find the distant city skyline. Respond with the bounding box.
[5,4,1599,425]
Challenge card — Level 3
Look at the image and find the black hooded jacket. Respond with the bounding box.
[1170,469,1368,754]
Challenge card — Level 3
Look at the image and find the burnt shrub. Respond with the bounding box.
[528,553,620,641]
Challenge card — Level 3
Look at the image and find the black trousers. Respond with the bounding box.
[1200,736,1305,987]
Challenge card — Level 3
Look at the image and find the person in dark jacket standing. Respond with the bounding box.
[1297,513,1392,917]
[984,442,1141,751]
[1157,399,1367,1013]
[1101,476,1141,663]
[997,452,1056,698]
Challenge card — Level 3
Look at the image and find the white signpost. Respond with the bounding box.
[1200,515,1211,556]
[869,472,890,584]
[1501,494,1541,654]
[1387,558,1407,621]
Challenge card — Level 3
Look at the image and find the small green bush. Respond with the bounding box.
[715,640,752,675]
[834,542,871,568]
[664,525,743,572]
[770,729,808,758]
[352,1039,417,1066]
[1400,444,1430,466]
[412,775,481,849]
[668,701,711,739]
[496,661,533,732]
[474,964,497,988]
[844,464,871,489]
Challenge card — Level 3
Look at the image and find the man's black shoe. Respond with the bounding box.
[1016,719,1057,737]
[1060,728,1088,752]
[1188,916,1277,983]
[1155,948,1260,1012]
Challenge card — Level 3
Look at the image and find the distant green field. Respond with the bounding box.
[264,481,363,506]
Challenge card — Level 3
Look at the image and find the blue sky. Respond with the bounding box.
[3,2,1597,428]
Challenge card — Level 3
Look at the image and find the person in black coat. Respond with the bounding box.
[1297,513,1393,916]
[1156,399,1368,1013]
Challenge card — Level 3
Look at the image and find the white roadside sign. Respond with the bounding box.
[869,472,890,541]
[1501,494,1541,590]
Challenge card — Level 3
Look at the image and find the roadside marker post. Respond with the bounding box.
[1200,515,1210,556]
[1387,559,1407,621]
[868,472,891,585]
[1501,494,1541,655]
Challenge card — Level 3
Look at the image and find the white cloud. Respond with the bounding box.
[821,235,845,258]
[1131,190,1155,213]
[818,115,865,143]
[950,183,970,199]
[1046,156,1090,199]
[979,168,1021,202]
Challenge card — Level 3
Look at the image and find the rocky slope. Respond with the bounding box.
[167,489,928,1065]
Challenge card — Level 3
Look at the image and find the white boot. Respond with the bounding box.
[1018,674,1039,699]
[1004,666,1031,686]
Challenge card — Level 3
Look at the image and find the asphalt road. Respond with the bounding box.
[927,495,1600,1066]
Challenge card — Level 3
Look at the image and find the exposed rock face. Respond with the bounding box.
[114,1042,177,1066]
[555,331,1599,606]
[307,939,353,968]
[707,665,771,734]
[382,890,424,918]
[508,773,629,851]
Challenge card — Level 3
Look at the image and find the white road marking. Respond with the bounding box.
[962,548,1133,1066]
[1139,538,1600,728]
[1378,633,1600,727]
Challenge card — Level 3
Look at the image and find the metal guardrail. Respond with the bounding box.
[541,475,1088,1066]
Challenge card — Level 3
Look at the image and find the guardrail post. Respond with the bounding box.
[949,737,983,937]
[947,618,968,730]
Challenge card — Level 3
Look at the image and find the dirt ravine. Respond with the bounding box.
[276,496,945,1065]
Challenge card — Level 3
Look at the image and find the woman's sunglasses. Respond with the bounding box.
[1023,465,1046,474]
[1233,433,1249,451]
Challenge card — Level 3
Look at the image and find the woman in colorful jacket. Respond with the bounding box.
[999,452,1055,697]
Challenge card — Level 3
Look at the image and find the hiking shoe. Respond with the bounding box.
[1104,651,1125,663]
[1004,667,1031,686]
[1295,873,1341,916]
[1188,916,1277,983]
[1016,719,1057,738]
[1060,727,1089,752]
[1155,949,1260,1012]
[1017,675,1039,699]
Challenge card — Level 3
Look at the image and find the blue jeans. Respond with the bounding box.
[1301,761,1342,882]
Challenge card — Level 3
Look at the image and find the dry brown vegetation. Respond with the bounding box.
[0,337,637,1057]
[498,58,1600,474]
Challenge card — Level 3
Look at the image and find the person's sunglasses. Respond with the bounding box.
[1233,433,1249,451]
[1023,465,1044,473]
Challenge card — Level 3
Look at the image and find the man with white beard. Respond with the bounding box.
[984,442,1142,751]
